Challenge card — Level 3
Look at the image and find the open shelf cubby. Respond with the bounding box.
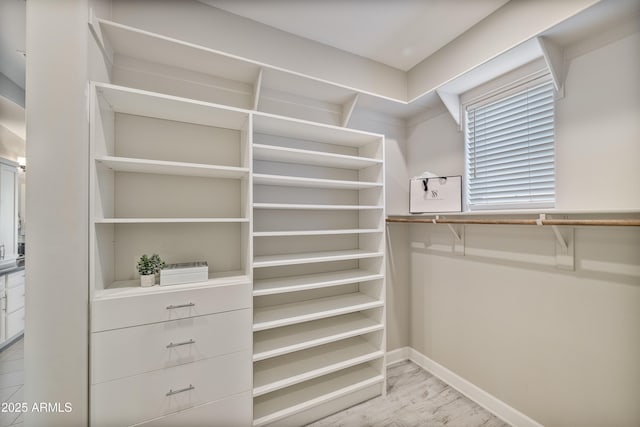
[89,83,252,296]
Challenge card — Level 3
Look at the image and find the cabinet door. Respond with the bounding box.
[6,307,24,338]
[0,165,17,260]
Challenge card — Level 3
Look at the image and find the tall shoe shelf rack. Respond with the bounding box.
[89,16,386,427]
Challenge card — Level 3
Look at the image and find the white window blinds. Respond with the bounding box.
[465,79,555,210]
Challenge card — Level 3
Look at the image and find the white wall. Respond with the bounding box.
[405,31,640,426]
[0,126,24,162]
[24,1,90,426]
[555,31,640,210]
[350,110,410,351]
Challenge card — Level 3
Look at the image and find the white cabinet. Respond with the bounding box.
[0,269,25,346]
[0,160,18,263]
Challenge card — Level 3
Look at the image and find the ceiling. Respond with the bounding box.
[199,0,510,71]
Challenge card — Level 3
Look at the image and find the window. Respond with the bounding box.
[465,76,555,211]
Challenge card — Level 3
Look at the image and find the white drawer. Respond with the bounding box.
[91,309,251,384]
[6,270,24,289]
[91,350,251,427]
[91,282,251,332]
[6,307,24,338]
[6,283,24,313]
[131,391,252,427]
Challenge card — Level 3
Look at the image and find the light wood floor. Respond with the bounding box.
[307,361,510,427]
[1,342,508,427]
[0,338,24,427]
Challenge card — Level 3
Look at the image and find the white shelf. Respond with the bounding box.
[254,203,383,211]
[253,337,383,397]
[253,249,383,268]
[253,292,383,331]
[253,312,383,362]
[253,174,381,190]
[95,218,249,224]
[94,82,249,130]
[253,144,381,169]
[96,156,249,179]
[254,269,383,296]
[93,271,249,300]
[253,363,384,427]
[95,19,260,86]
[253,114,383,148]
[253,228,381,237]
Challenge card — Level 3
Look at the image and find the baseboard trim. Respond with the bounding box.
[407,348,543,427]
[385,346,410,366]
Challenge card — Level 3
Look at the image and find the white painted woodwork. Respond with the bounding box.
[254,269,383,296]
[253,114,381,147]
[253,312,383,362]
[253,337,384,396]
[253,363,384,427]
[91,281,250,332]
[94,19,260,84]
[251,112,385,424]
[6,306,23,339]
[95,83,250,130]
[95,218,249,224]
[5,283,24,314]
[261,383,382,427]
[91,309,251,384]
[0,270,25,345]
[253,249,383,268]
[0,162,18,261]
[96,156,249,179]
[131,392,252,427]
[341,93,360,127]
[537,35,565,94]
[254,203,383,211]
[254,292,383,331]
[253,144,381,169]
[5,270,23,288]
[90,350,252,427]
[253,174,381,190]
[253,229,381,237]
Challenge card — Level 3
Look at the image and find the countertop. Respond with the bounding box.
[0,264,24,276]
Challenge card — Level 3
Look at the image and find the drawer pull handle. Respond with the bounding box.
[166,384,194,397]
[166,303,195,310]
[166,339,195,349]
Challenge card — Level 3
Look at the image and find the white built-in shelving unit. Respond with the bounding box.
[88,82,254,426]
[89,11,386,427]
[89,83,253,296]
[252,114,385,426]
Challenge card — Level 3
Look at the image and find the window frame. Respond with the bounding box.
[463,71,557,212]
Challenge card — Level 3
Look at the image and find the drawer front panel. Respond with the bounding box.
[131,391,252,427]
[91,309,251,384]
[91,350,251,427]
[6,284,24,313]
[91,283,251,332]
[6,271,24,289]
[6,307,24,338]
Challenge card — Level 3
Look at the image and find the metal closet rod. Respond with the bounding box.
[386,216,640,227]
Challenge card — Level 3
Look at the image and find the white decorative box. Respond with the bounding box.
[410,175,462,213]
[160,261,209,286]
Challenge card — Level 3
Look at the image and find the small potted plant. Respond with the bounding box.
[137,254,165,287]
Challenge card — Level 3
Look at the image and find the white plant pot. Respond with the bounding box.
[140,274,155,287]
